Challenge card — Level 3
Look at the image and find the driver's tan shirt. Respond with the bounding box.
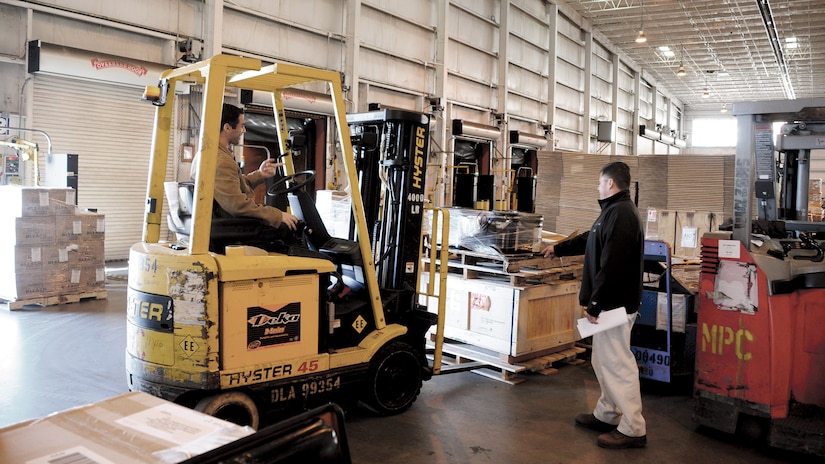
[190,145,285,228]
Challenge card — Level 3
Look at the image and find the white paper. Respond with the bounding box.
[718,239,740,258]
[655,293,686,333]
[681,226,698,249]
[116,403,228,445]
[576,307,630,338]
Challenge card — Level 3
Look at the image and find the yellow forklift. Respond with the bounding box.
[126,55,443,429]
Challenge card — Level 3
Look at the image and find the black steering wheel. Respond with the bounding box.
[267,170,316,197]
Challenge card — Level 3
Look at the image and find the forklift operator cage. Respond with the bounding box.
[141,56,386,327]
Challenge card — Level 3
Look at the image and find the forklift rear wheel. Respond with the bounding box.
[363,340,422,415]
[195,391,260,430]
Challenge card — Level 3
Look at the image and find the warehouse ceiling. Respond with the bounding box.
[559,0,825,112]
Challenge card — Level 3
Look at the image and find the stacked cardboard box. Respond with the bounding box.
[0,186,106,302]
[0,391,253,463]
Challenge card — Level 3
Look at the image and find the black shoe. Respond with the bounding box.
[597,429,647,449]
[574,413,616,432]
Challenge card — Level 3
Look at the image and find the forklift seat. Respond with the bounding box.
[165,182,265,251]
[287,189,362,267]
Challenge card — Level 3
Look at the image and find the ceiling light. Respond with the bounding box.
[721,104,728,113]
[675,43,687,76]
[635,1,646,44]
[702,89,710,98]
[785,37,798,49]
[718,71,729,77]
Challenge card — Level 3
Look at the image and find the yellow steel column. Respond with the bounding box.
[326,76,387,329]
[271,89,295,176]
[142,79,177,244]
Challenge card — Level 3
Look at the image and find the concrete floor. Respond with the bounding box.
[0,272,815,464]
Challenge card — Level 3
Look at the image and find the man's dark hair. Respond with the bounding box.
[221,103,244,130]
[600,161,631,190]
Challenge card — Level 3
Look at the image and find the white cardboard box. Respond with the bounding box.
[0,391,253,464]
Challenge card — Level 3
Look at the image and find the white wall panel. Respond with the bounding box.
[505,92,545,119]
[449,8,498,55]
[446,74,496,110]
[0,62,24,116]
[359,83,421,112]
[591,77,612,118]
[508,0,552,127]
[447,41,498,88]
[24,0,200,37]
[508,7,549,76]
[223,8,344,71]
[366,0,434,25]
[450,105,494,127]
[357,2,434,97]
[359,48,430,96]
[447,1,499,94]
[507,36,547,92]
[451,0,499,31]
[656,91,668,127]
[507,63,545,101]
[32,12,172,64]
[360,3,433,63]
[554,13,585,151]
[555,54,583,93]
[639,81,654,121]
[445,1,499,111]
[231,0,344,33]
[0,3,25,56]
[510,0,549,42]
[616,62,634,153]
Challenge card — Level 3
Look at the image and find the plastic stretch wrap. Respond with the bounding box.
[428,208,543,256]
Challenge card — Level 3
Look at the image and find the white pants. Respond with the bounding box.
[591,313,646,437]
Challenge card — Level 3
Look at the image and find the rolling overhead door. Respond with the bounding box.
[32,75,176,261]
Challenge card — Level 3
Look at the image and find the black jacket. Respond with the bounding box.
[553,190,643,317]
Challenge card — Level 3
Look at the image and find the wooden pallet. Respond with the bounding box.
[0,290,108,311]
[429,340,586,385]
[424,248,583,286]
[517,346,587,375]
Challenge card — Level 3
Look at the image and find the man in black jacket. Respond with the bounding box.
[542,161,646,449]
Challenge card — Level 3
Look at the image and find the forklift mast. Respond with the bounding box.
[347,109,430,294]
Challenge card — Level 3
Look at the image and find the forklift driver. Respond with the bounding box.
[190,103,300,236]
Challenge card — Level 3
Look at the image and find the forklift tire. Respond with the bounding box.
[363,340,422,416]
[195,391,260,430]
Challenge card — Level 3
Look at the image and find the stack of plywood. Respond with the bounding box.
[0,186,106,307]
[535,151,562,232]
[637,155,669,211]
[665,156,730,212]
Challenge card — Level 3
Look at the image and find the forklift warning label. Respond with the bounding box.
[247,303,301,349]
